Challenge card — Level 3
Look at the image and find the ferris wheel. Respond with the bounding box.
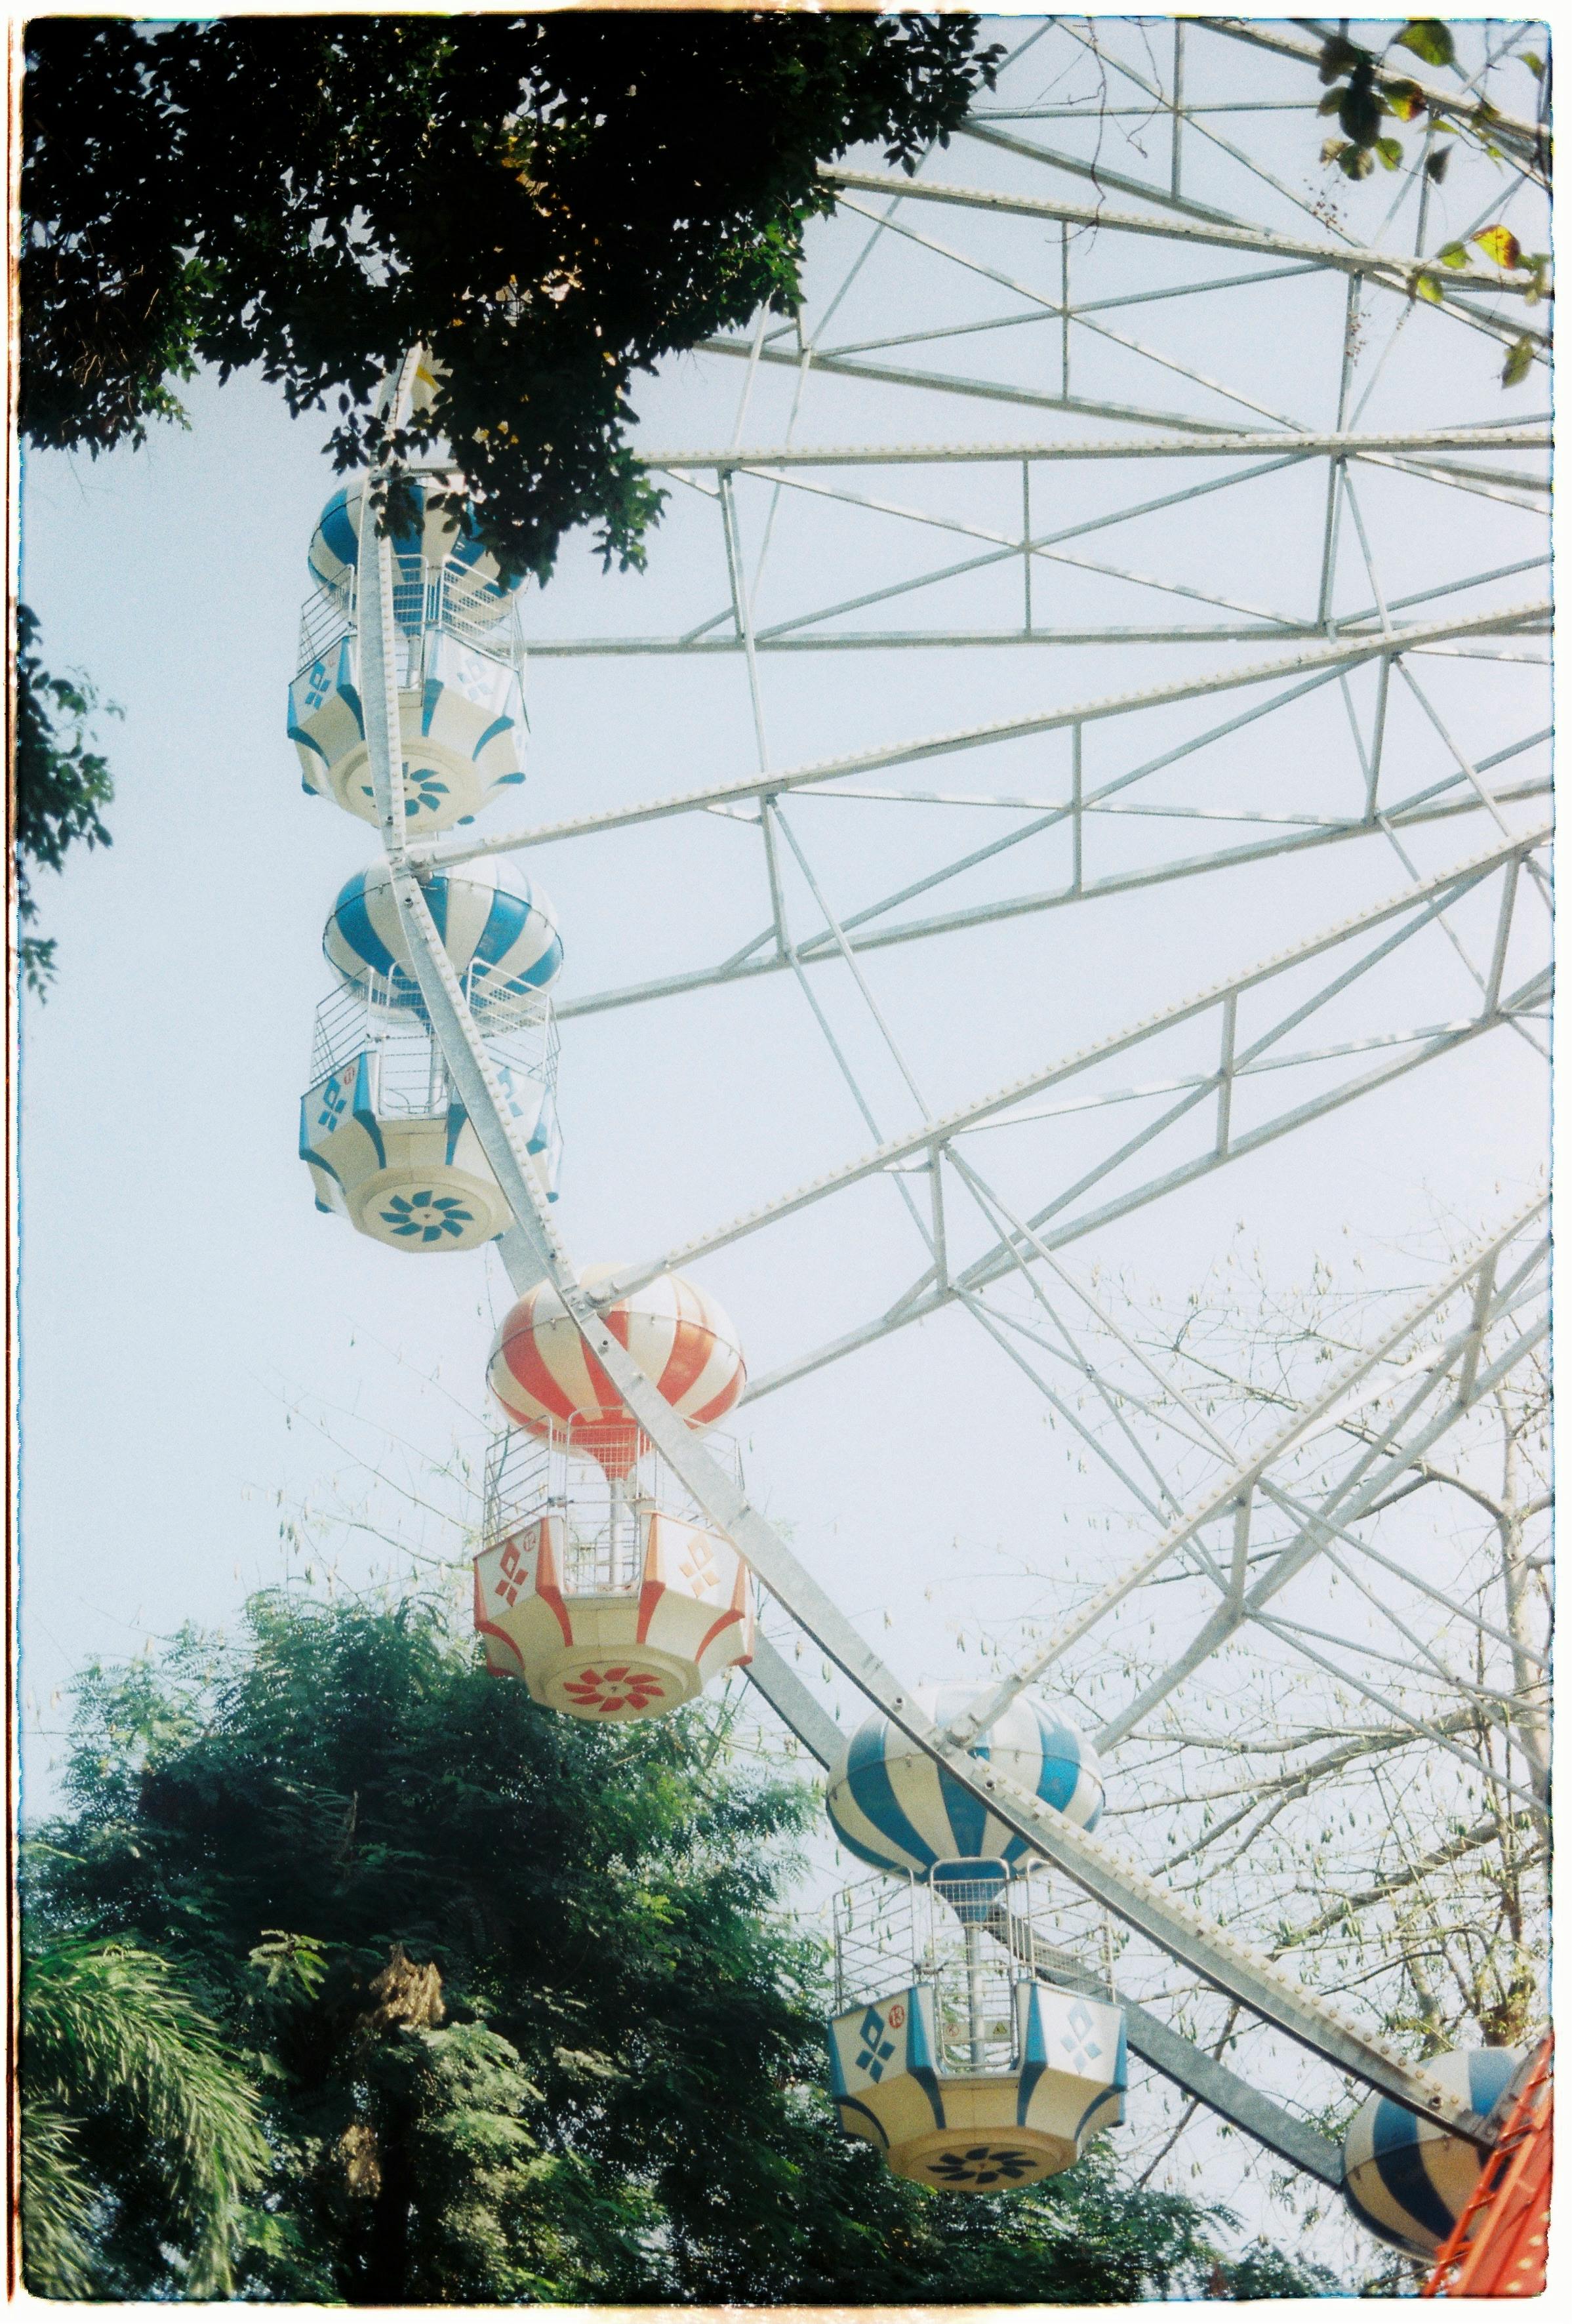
[286,17,1550,2270]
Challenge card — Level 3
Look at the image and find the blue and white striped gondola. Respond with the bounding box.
[826,1689,1102,1902]
[308,475,524,607]
[290,472,529,834]
[323,858,563,1018]
[1342,2048,1522,2256]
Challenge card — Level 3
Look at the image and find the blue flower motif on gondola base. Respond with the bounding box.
[925,2145,1038,2188]
[355,769,451,818]
[317,1073,349,1132]
[380,1189,474,1244]
[403,765,451,818]
[855,2007,897,2081]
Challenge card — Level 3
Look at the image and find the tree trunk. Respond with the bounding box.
[357,2113,415,2306]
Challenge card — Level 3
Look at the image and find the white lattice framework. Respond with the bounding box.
[345,16,1549,2208]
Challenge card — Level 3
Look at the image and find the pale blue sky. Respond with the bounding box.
[19,19,1550,1814]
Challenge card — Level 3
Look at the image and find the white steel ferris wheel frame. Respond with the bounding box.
[352,18,1549,2193]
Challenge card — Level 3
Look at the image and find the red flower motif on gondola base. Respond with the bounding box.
[561,1663,668,1715]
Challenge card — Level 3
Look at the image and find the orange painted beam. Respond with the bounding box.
[1423,2035,1552,2299]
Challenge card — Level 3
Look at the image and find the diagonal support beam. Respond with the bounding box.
[818,166,1546,302]
[416,600,1548,871]
[635,426,1551,468]
[595,828,1547,1311]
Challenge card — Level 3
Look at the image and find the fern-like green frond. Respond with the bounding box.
[19,2098,97,2298]
[21,1936,270,2295]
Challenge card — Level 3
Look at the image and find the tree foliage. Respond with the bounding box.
[22,13,999,584]
[20,1934,270,2297]
[1310,16,1550,385]
[11,604,117,992]
[23,1593,1339,2302]
[14,12,997,980]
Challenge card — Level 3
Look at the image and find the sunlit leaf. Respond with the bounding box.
[1396,20,1457,69]
[1473,225,1524,270]
[1436,241,1469,268]
[1321,136,1352,165]
[1386,81,1428,121]
[1521,52,1544,79]
[1375,136,1404,169]
[1502,335,1536,388]
[1413,272,1443,304]
[1318,89,1344,115]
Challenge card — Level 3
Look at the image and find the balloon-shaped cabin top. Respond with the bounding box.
[488,1268,747,1478]
[1342,2047,1522,2257]
[308,474,525,611]
[826,1688,1104,1892]
[324,858,563,1019]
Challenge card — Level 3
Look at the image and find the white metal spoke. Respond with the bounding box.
[420,601,1546,867]
[596,828,1543,1323]
[946,1203,1546,1745]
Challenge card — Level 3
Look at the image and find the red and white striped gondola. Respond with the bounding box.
[474,1269,754,1722]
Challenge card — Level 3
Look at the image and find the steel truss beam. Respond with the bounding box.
[546,758,1547,1022]
[634,429,1551,470]
[593,827,1547,1350]
[946,1204,1547,1747]
[1197,16,1547,174]
[357,374,1497,2151]
[529,629,1549,657]
[416,601,1548,872]
[817,167,1547,310]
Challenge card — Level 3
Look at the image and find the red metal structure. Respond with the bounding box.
[1422,2035,1552,2298]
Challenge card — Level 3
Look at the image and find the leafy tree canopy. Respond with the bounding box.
[12,605,117,992]
[23,1593,1341,2302]
[22,12,1000,584]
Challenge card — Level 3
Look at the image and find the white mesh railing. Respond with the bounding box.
[295,556,527,684]
[483,1423,744,1592]
[832,1864,1116,2065]
[308,971,557,1110]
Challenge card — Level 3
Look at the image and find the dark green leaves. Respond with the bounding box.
[1318,35,1363,84]
[1502,336,1537,387]
[21,16,1000,586]
[26,1594,1340,2304]
[12,605,119,994]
